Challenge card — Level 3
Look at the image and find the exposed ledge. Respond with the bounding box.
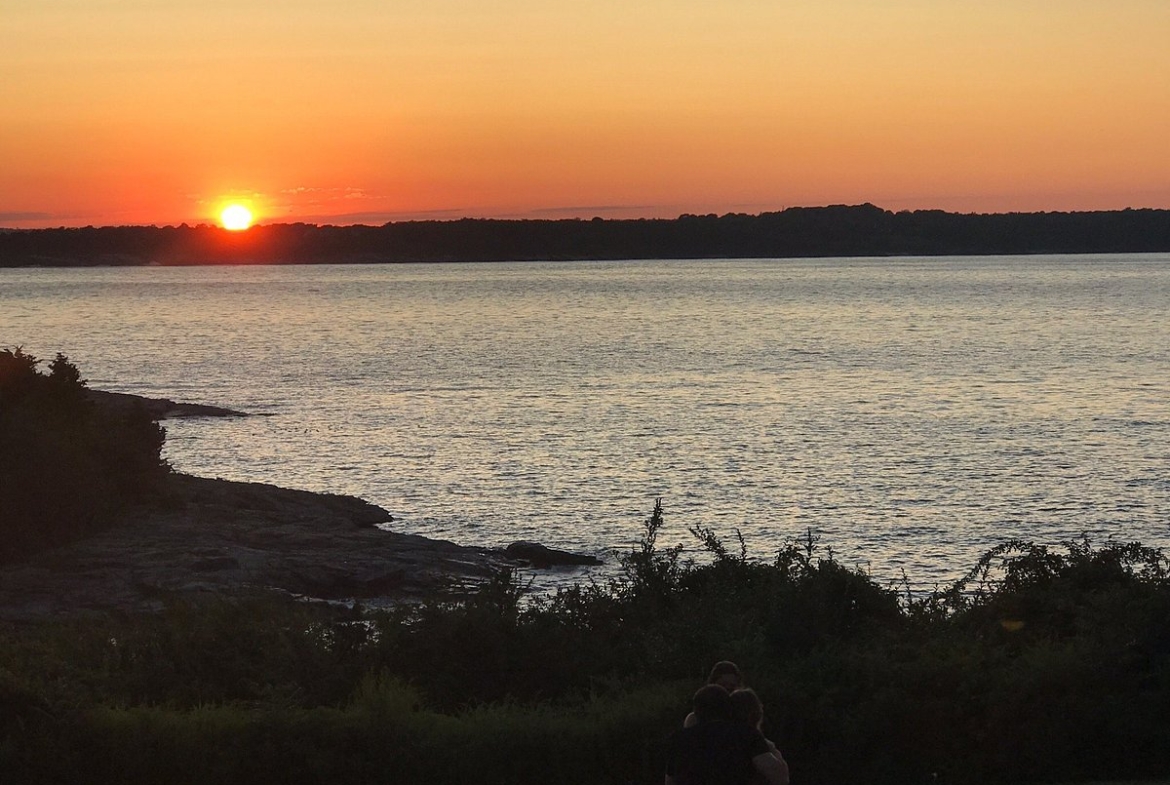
[0,390,606,619]
[0,473,513,619]
[86,388,248,419]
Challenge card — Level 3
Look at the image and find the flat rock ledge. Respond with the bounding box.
[86,388,248,419]
[505,541,603,568]
[0,473,513,620]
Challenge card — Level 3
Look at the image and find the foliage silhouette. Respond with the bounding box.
[0,348,169,561]
[3,482,1170,782]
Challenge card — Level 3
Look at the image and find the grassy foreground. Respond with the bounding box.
[3,500,1170,785]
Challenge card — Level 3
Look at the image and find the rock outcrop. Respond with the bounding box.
[505,541,603,568]
[85,389,248,419]
[0,473,511,619]
[1,389,605,619]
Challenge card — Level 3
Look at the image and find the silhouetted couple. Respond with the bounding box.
[666,662,790,785]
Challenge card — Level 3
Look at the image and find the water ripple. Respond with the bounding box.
[3,255,1169,589]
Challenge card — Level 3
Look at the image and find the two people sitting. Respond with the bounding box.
[666,662,790,785]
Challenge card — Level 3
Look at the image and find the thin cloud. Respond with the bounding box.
[527,204,657,216]
[285,207,472,225]
[0,211,56,222]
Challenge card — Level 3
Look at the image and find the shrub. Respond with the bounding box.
[0,348,169,561]
[3,501,1170,783]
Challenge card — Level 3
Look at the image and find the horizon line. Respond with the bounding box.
[4,202,1170,232]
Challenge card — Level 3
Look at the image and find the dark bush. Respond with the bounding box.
[0,348,168,561]
[3,493,1170,782]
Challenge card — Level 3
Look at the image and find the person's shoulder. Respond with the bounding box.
[666,723,701,750]
[688,720,754,741]
[670,722,713,743]
[672,720,764,744]
[707,721,770,750]
[738,726,772,757]
[709,719,756,735]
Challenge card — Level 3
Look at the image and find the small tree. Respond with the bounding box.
[0,349,169,561]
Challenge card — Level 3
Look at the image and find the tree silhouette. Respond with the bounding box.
[0,349,169,561]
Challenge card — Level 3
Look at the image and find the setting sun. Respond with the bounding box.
[220,204,254,231]
[2,1,1168,227]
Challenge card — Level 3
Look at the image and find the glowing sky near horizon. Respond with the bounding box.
[2,0,1168,228]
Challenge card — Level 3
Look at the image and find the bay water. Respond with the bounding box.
[2,255,1168,589]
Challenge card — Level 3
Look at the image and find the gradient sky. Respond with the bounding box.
[2,0,1168,227]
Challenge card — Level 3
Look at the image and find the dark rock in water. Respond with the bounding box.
[0,473,509,619]
[86,388,248,419]
[505,541,602,569]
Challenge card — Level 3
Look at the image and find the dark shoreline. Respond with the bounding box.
[85,388,248,419]
[0,472,513,620]
[3,204,1169,266]
[0,388,600,619]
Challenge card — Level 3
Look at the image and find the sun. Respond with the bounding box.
[220,204,254,231]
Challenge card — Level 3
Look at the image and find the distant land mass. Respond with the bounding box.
[2,204,1169,267]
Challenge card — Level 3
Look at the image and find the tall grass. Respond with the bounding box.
[3,500,1169,784]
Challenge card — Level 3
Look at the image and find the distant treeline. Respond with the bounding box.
[3,204,1170,266]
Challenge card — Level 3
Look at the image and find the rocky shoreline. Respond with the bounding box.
[1,389,602,620]
[0,473,520,619]
[84,388,249,419]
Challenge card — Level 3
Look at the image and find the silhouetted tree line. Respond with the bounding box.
[3,204,1169,266]
[0,349,169,561]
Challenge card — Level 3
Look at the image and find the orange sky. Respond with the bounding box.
[2,0,1168,228]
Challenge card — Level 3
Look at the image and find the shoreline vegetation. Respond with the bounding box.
[4,353,1170,784]
[3,204,1170,267]
[0,351,586,618]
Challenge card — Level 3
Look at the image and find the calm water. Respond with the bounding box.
[3,256,1168,587]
